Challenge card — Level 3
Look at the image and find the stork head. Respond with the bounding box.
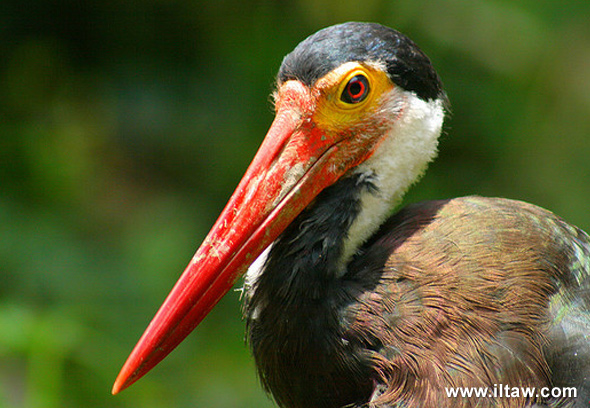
[113,22,447,394]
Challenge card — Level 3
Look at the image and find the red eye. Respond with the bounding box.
[341,74,370,104]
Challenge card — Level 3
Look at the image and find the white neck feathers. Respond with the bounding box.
[339,91,445,269]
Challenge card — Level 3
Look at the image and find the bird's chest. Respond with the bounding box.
[246,282,376,408]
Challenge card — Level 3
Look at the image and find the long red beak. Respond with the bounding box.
[112,80,380,394]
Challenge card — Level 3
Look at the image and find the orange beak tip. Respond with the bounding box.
[111,383,122,395]
[112,352,148,395]
[111,367,132,395]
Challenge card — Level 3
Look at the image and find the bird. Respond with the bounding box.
[112,22,590,408]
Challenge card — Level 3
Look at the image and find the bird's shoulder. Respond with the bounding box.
[342,196,590,407]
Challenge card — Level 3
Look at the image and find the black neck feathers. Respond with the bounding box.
[244,173,378,408]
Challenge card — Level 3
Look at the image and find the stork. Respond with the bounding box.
[112,22,590,407]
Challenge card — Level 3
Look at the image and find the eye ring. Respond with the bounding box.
[341,74,370,104]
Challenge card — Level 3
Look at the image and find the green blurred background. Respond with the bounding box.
[2,0,590,407]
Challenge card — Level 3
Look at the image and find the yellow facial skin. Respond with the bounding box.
[312,62,394,134]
